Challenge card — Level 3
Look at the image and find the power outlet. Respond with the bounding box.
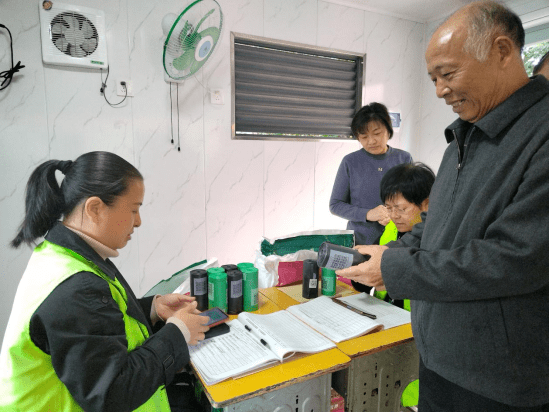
[210,89,224,105]
[117,79,134,97]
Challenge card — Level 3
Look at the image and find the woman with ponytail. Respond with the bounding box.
[1,152,208,412]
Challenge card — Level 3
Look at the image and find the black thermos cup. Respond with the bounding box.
[190,269,208,311]
[317,242,369,270]
[221,264,239,272]
[226,270,243,314]
[302,259,319,299]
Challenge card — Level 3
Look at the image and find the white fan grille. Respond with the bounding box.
[50,12,99,58]
[39,1,108,69]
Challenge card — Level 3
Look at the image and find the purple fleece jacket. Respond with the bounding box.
[329,146,412,245]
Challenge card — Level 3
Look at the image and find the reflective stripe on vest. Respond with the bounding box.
[373,222,398,301]
[0,240,170,412]
[376,221,411,312]
[379,220,398,246]
[378,222,417,406]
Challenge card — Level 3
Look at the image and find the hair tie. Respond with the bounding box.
[58,160,73,175]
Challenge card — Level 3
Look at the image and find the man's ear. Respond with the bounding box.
[493,35,515,65]
[420,198,430,212]
[84,196,105,224]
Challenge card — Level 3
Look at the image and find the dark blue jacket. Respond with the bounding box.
[329,146,412,245]
[382,75,549,407]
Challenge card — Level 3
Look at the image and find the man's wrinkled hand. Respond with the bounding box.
[336,245,388,289]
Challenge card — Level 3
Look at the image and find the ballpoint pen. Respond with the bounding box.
[245,324,271,348]
[331,297,377,320]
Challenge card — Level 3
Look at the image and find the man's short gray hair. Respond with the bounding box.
[463,1,525,62]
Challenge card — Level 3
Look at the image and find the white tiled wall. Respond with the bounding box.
[0,0,427,341]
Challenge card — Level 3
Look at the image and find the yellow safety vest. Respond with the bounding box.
[378,222,417,407]
[0,240,171,412]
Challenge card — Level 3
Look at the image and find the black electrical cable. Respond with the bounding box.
[100,66,127,107]
[0,23,26,91]
[170,83,174,144]
[176,83,180,151]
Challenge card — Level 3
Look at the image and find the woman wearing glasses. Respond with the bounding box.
[349,161,434,409]
[351,161,435,305]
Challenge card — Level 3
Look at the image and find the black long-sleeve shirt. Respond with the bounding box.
[29,223,189,411]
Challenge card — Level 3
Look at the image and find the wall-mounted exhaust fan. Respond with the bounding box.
[39,1,108,69]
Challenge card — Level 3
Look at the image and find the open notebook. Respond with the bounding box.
[190,294,407,385]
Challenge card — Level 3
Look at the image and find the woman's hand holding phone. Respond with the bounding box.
[173,302,210,345]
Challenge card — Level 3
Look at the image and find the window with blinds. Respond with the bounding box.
[231,32,365,141]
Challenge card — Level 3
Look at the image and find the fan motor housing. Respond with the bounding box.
[39,1,108,69]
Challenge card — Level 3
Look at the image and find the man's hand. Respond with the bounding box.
[155,294,198,321]
[366,205,391,226]
[337,245,388,289]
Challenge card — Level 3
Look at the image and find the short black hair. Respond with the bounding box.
[351,102,393,140]
[380,162,435,206]
[533,52,549,76]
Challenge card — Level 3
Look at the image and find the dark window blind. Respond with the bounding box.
[231,33,364,140]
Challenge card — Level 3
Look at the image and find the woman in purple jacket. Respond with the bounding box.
[329,102,412,245]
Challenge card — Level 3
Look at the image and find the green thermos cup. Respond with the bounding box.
[207,268,227,312]
[240,266,259,312]
[321,268,337,296]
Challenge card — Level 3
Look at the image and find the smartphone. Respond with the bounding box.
[200,307,230,328]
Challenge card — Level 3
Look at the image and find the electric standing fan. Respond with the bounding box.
[162,0,223,82]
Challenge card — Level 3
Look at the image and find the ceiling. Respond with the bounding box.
[324,0,549,25]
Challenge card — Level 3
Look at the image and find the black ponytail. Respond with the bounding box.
[11,152,142,249]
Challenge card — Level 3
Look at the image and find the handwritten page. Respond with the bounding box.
[338,293,411,329]
[286,296,382,342]
[189,320,278,385]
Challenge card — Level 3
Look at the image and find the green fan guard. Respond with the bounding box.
[163,0,223,80]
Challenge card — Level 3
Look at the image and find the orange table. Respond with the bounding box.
[194,293,351,409]
[260,282,419,411]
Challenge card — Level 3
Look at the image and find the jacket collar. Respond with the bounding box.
[362,145,393,159]
[45,222,117,280]
[444,75,549,143]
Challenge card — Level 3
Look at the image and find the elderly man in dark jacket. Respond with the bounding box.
[338,1,549,411]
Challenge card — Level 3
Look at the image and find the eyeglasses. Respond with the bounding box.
[385,206,410,216]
